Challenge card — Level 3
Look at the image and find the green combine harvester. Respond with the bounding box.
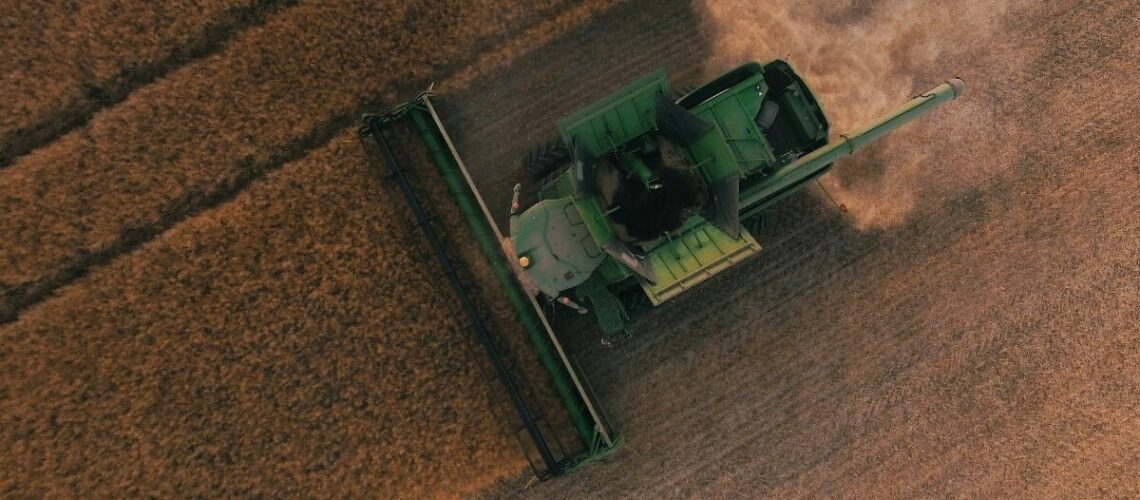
[360,59,962,478]
[510,60,963,336]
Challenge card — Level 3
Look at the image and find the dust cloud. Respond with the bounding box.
[696,0,1017,229]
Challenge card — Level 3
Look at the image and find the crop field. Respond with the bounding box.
[3,0,1138,498]
[2,134,532,497]
[0,0,288,167]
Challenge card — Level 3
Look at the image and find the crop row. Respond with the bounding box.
[0,0,284,166]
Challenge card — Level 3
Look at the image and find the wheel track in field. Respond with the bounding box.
[0,132,534,497]
[0,0,302,169]
[4,0,1136,494]
[0,0,622,325]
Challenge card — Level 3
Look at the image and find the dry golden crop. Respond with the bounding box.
[0,0,278,165]
[0,132,537,497]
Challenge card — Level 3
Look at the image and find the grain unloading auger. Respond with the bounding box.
[511,60,964,337]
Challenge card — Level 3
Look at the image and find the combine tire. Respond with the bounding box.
[522,140,570,180]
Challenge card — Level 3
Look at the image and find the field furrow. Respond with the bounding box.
[0,0,297,167]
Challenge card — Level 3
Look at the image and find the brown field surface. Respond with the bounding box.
[3,0,1139,497]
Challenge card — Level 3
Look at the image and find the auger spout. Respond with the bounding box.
[740,78,965,213]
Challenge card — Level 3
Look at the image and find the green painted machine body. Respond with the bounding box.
[510,60,963,334]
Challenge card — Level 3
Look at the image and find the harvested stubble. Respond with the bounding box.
[0,132,530,497]
[0,0,283,165]
[0,0,615,322]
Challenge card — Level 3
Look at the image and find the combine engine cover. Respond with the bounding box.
[509,198,604,298]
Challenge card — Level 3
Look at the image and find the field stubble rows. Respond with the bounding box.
[3,0,1139,496]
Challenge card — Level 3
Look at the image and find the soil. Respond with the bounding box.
[3,0,1138,497]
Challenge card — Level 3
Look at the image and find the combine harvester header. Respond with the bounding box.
[359,92,616,478]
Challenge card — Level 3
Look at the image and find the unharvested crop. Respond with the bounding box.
[0,0,282,165]
[0,132,532,497]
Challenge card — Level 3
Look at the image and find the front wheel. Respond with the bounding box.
[521,139,570,180]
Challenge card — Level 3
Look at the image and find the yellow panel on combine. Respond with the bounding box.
[637,217,762,305]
